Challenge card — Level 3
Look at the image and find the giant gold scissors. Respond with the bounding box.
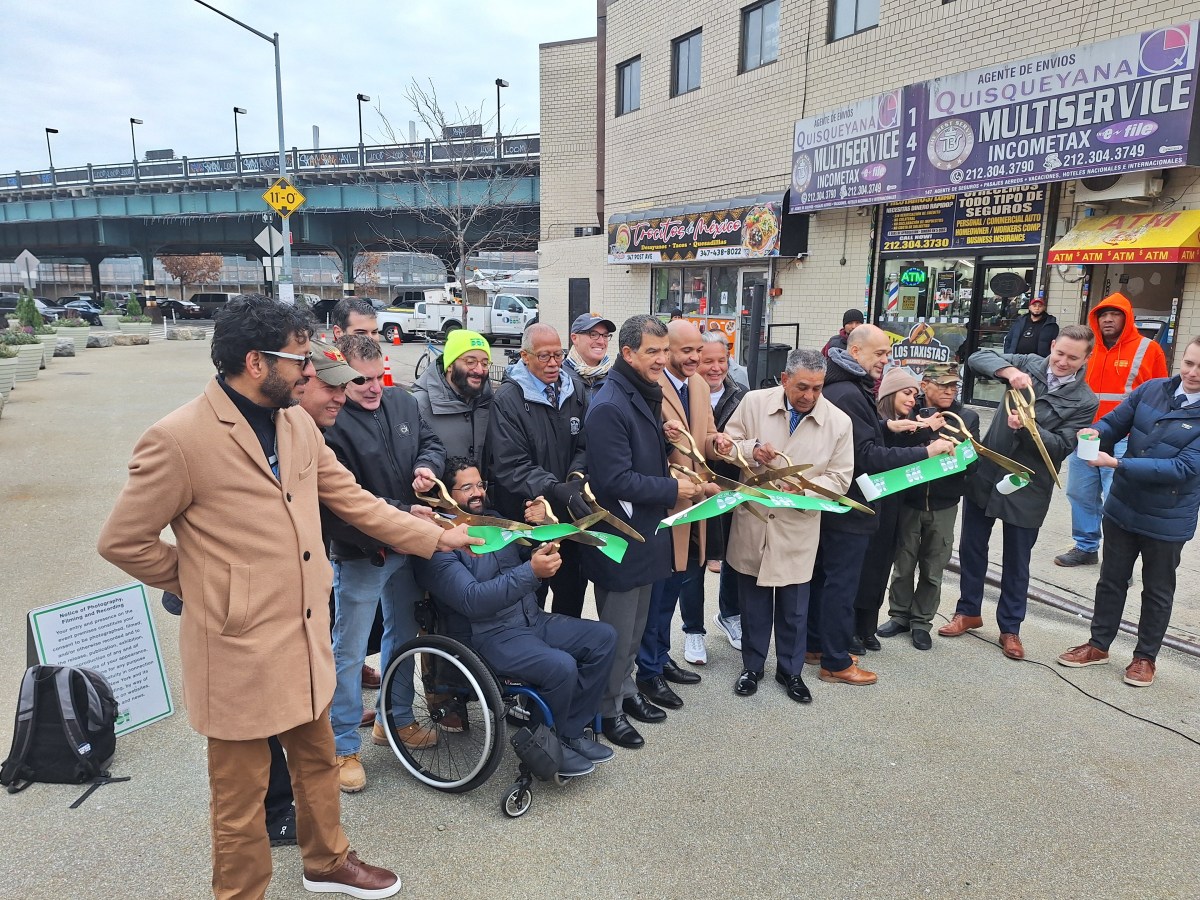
[415,477,535,532]
[667,430,772,522]
[939,410,1033,481]
[566,473,646,543]
[740,449,874,515]
[1003,386,1060,488]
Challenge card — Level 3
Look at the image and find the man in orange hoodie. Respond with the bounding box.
[1055,293,1167,566]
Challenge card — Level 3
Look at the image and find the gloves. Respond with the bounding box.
[549,479,591,522]
[162,591,183,616]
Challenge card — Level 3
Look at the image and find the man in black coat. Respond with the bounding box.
[489,323,591,617]
[1002,297,1059,356]
[581,314,705,750]
[811,326,954,685]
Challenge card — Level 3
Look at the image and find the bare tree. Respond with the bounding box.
[370,79,537,307]
[159,254,224,300]
[323,250,383,291]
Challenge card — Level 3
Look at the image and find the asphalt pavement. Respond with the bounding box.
[0,334,1197,899]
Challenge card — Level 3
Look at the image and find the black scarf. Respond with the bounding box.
[614,354,664,420]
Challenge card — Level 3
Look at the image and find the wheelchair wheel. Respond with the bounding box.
[502,783,533,818]
[380,635,505,793]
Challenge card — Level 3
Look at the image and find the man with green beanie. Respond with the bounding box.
[412,329,495,467]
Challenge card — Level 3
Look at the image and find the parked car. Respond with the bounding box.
[158,298,204,320]
[188,292,240,318]
[33,298,65,323]
[62,299,104,325]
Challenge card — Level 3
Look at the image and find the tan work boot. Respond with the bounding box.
[336,753,366,793]
[373,720,438,750]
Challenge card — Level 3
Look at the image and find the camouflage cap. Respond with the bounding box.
[922,362,962,385]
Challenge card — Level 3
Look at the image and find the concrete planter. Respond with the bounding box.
[36,332,59,366]
[14,343,43,381]
[119,321,154,337]
[99,314,122,330]
[0,356,16,397]
[57,327,90,353]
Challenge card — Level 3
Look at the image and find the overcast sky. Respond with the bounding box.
[0,1,596,174]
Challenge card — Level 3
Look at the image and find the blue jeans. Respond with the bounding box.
[1067,437,1126,553]
[331,553,422,756]
[636,560,703,680]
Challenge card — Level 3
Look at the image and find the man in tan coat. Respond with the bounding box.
[97,295,479,900]
[635,319,730,711]
[724,348,854,702]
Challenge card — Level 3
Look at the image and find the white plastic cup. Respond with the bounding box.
[996,473,1029,495]
[1077,433,1100,461]
[855,473,883,502]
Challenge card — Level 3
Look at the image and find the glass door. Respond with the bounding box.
[735,268,769,363]
[965,259,1036,405]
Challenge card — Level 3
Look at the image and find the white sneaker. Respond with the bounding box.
[683,632,707,665]
[713,613,742,650]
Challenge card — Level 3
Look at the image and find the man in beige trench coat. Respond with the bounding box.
[723,348,854,703]
[98,295,479,900]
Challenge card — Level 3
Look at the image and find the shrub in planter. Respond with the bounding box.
[0,330,40,347]
[120,297,152,324]
[54,317,89,328]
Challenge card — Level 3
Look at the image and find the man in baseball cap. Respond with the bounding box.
[566,313,617,398]
[301,338,366,428]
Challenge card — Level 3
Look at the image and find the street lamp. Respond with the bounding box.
[233,107,247,176]
[193,0,295,301]
[130,118,143,183]
[356,93,370,161]
[494,78,509,141]
[44,127,59,186]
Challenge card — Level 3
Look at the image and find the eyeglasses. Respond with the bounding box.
[258,349,313,368]
[582,330,611,341]
[529,351,565,363]
[451,481,488,493]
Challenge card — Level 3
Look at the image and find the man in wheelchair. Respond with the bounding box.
[414,457,618,777]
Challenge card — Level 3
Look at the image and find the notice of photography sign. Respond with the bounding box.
[28,583,173,736]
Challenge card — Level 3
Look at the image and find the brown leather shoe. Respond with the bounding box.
[359,709,377,728]
[818,664,878,685]
[375,720,438,750]
[805,652,858,666]
[303,850,401,898]
[999,633,1025,660]
[938,614,984,637]
[361,663,381,689]
[1057,644,1109,667]
[1124,657,1156,687]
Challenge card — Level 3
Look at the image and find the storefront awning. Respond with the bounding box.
[1047,211,1200,265]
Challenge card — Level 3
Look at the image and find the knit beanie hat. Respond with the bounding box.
[442,329,491,367]
[878,365,919,401]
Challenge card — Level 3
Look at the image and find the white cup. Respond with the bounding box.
[1077,433,1100,461]
[996,473,1029,495]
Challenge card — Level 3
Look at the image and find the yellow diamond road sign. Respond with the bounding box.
[263,178,306,218]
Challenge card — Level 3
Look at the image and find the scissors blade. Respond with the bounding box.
[599,511,646,543]
[745,463,814,486]
[569,511,608,532]
[793,477,876,514]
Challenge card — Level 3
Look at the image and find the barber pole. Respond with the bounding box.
[383,356,394,387]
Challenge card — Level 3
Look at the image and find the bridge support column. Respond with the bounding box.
[140,251,157,309]
[86,257,103,299]
[340,245,356,299]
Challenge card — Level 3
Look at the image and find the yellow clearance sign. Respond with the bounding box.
[262,178,307,218]
[1047,211,1200,264]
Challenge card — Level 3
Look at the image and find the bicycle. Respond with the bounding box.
[414,338,443,380]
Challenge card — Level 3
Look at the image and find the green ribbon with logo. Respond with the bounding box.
[657,488,851,531]
[854,439,977,502]
[467,524,629,563]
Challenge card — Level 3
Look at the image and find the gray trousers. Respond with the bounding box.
[887,504,958,632]
[594,584,654,718]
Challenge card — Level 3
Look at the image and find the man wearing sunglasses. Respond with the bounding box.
[489,323,592,617]
[98,295,479,900]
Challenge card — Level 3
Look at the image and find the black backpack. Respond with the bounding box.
[1,665,118,793]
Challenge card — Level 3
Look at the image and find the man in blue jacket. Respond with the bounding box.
[414,458,617,774]
[1057,336,1200,687]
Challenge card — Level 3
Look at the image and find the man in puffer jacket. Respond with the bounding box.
[1057,337,1200,688]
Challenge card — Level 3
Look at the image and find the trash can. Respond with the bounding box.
[748,342,792,387]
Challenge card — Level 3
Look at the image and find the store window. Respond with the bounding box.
[672,30,702,97]
[741,1,779,72]
[617,57,641,116]
[651,265,744,344]
[830,0,878,41]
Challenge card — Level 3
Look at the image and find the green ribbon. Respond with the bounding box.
[467,524,629,563]
[855,439,977,502]
[657,487,851,531]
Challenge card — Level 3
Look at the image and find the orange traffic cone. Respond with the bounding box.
[392,331,402,346]
[383,356,394,387]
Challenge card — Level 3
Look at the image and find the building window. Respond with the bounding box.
[741,1,779,72]
[830,0,878,41]
[617,56,641,116]
[672,30,702,97]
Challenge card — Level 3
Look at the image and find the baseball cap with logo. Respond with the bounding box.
[570,312,616,335]
[922,362,962,385]
[310,339,366,386]
[442,329,491,367]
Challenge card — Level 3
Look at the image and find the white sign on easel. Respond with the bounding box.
[27,583,173,736]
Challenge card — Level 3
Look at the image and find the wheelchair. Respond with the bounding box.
[377,599,598,817]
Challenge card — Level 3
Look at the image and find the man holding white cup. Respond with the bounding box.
[940,325,1098,660]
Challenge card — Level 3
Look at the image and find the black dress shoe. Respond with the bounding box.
[775,671,812,704]
[862,633,882,652]
[848,634,866,655]
[876,620,911,638]
[601,714,644,749]
[734,669,763,696]
[912,629,933,651]
[622,692,667,723]
[662,658,701,685]
[636,675,683,710]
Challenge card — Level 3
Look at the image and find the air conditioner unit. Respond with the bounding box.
[1074,172,1164,203]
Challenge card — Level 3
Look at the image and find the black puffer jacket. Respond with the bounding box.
[487,363,589,523]
[822,349,928,534]
[901,397,981,512]
[322,386,446,560]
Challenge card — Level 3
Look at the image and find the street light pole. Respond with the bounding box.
[44,127,59,186]
[356,93,370,166]
[193,0,294,301]
[130,118,143,184]
[494,78,509,141]
[233,107,246,177]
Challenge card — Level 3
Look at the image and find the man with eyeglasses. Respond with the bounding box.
[565,313,616,399]
[489,323,592,617]
[412,328,494,466]
[98,295,479,900]
[322,334,448,793]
